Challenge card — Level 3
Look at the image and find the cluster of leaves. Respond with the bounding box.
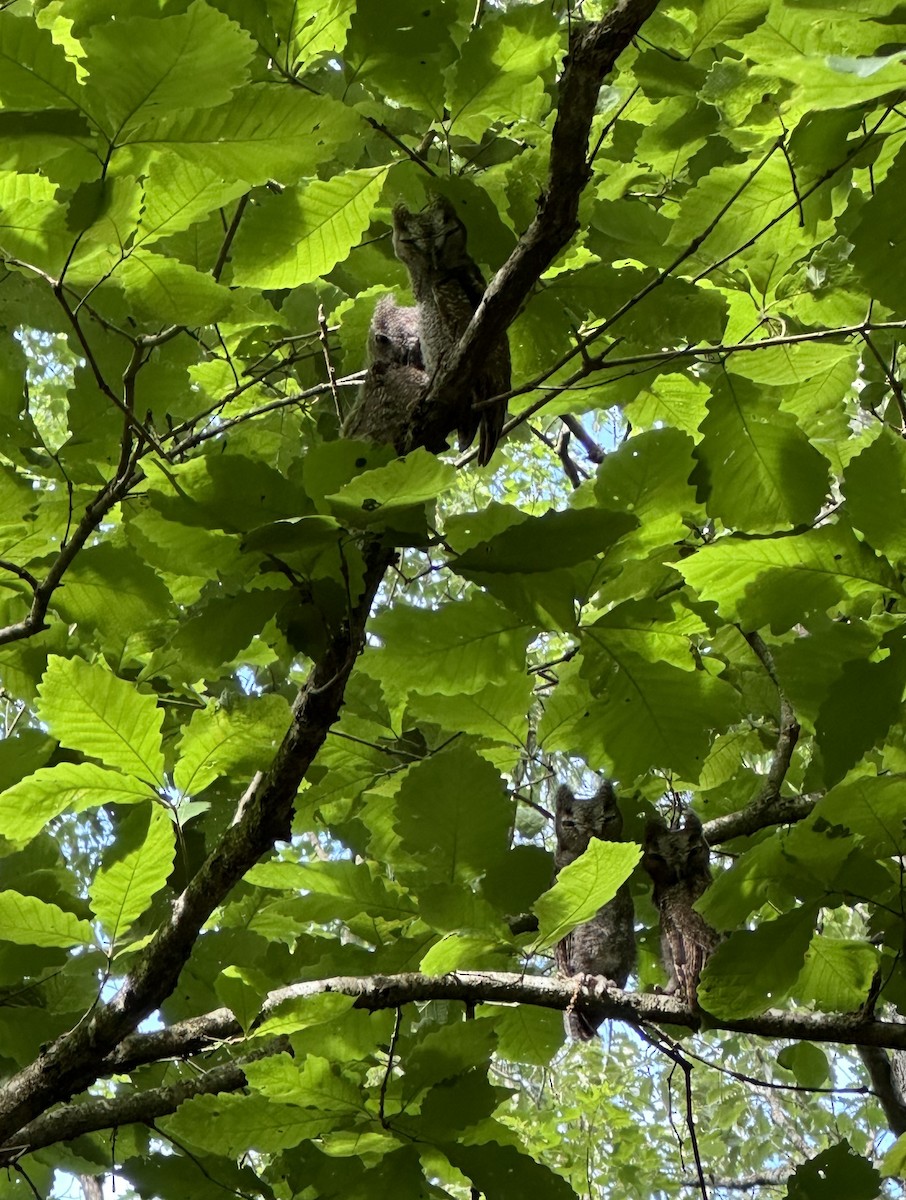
[0,0,906,1196]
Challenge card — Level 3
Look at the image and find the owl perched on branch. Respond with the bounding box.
[642,810,719,1008]
[554,781,637,1041]
[341,296,429,453]
[392,195,510,466]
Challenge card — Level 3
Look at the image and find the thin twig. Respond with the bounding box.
[318,303,343,420]
[862,330,906,430]
[379,1009,403,1127]
[212,194,250,282]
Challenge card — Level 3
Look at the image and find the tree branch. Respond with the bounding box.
[414,0,661,452]
[0,467,142,647]
[0,1053,272,1164]
[0,538,395,1143]
[858,1046,906,1137]
[5,968,903,1159]
[59,972,906,1083]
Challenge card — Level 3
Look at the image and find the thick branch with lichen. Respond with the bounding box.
[2,969,902,1163]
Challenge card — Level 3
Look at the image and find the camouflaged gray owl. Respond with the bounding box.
[392,195,510,466]
[341,296,428,453]
[642,810,719,1008]
[554,781,636,1040]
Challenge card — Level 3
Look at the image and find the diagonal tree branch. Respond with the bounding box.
[415,0,661,452]
[0,538,395,1143]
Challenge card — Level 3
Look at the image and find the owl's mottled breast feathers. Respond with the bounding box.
[554,781,637,1041]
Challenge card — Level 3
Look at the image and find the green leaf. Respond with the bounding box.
[420,934,513,973]
[541,655,741,782]
[50,544,173,656]
[691,0,768,54]
[445,1142,576,1200]
[124,88,360,183]
[777,1043,830,1089]
[692,380,829,532]
[593,427,702,554]
[135,155,250,248]
[0,12,82,110]
[82,1,254,128]
[678,525,897,634]
[360,591,532,699]
[255,994,355,1039]
[698,905,817,1018]
[244,1054,363,1115]
[811,776,906,856]
[792,937,878,1013]
[174,695,291,797]
[247,859,417,923]
[406,675,533,746]
[418,882,512,938]
[532,840,639,951]
[90,803,175,942]
[36,657,165,786]
[484,1005,564,1067]
[0,762,156,848]
[844,428,906,563]
[815,629,906,785]
[163,1093,341,1155]
[881,1133,906,1180]
[395,745,513,884]
[785,1140,881,1199]
[0,169,71,270]
[284,0,356,64]
[114,252,235,324]
[232,167,390,287]
[326,449,456,529]
[447,7,560,140]
[0,890,92,948]
[451,507,635,575]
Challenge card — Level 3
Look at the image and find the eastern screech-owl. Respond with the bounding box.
[554,781,637,1041]
[642,811,719,1008]
[342,296,428,453]
[392,195,510,466]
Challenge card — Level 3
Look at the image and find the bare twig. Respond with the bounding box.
[212,194,250,282]
[318,302,343,420]
[560,413,605,463]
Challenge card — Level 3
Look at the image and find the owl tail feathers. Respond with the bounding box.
[565,1010,599,1041]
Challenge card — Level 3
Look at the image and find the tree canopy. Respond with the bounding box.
[1,0,906,1196]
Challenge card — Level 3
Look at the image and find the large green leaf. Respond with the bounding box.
[174,695,291,797]
[360,591,532,699]
[122,87,360,182]
[82,2,254,129]
[231,167,390,287]
[692,379,829,531]
[678,524,897,633]
[698,905,817,1018]
[162,1093,342,1155]
[0,12,82,110]
[394,745,513,885]
[785,1140,881,1200]
[36,657,165,786]
[90,803,175,943]
[451,507,635,575]
[0,891,92,949]
[532,839,640,951]
[446,6,560,140]
[0,762,156,847]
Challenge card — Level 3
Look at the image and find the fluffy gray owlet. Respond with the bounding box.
[392,195,510,466]
[554,781,637,1041]
[342,296,428,453]
[642,811,719,1008]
